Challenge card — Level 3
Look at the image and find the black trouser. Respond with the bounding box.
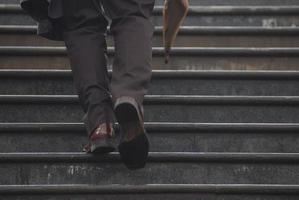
[61,0,155,136]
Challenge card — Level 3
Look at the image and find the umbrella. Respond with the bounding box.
[163,0,189,64]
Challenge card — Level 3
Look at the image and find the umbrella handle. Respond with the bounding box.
[165,53,170,64]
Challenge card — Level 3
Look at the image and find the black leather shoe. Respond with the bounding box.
[83,122,116,154]
[114,96,149,170]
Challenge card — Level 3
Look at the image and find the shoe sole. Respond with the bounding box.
[90,138,116,154]
[115,99,149,170]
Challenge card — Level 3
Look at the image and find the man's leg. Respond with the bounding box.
[102,0,155,106]
[62,0,116,152]
[101,0,155,168]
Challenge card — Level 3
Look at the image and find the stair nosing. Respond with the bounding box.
[0,95,298,105]
[0,184,298,195]
[2,46,299,56]
[1,69,299,79]
[0,122,299,133]
[0,152,299,163]
[3,4,299,15]
[154,5,299,15]
[2,25,299,35]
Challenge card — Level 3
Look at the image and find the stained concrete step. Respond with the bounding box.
[0,95,299,123]
[2,4,299,27]
[2,70,299,96]
[2,46,299,70]
[3,0,299,6]
[153,6,299,26]
[155,0,299,6]
[1,184,299,200]
[1,152,299,184]
[2,25,299,47]
[1,122,299,153]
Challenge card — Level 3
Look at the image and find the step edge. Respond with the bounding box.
[0,184,299,195]
[3,4,299,15]
[0,95,299,105]
[2,25,299,35]
[153,5,299,15]
[0,152,299,163]
[2,46,299,56]
[0,122,299,133]
[1,69,299,79]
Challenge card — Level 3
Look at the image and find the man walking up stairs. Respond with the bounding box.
[0,0,299,199]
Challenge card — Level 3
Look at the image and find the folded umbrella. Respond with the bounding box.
[163,0,189,64]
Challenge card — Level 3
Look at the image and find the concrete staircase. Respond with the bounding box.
[1,0,299,199]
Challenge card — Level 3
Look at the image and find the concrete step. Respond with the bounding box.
[1,122,299,153]
[2,4,299,27]
[2,25,299,47]
[3,0,299,6]
[1,152,299,184]
[2,70,299,96]
[0,95,299,123]
[1,46,299,70]
[155,0,299,6]
[153,6,299,26]
[1,184,299,200]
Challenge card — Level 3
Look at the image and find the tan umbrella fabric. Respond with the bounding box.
[163,0,189,63]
